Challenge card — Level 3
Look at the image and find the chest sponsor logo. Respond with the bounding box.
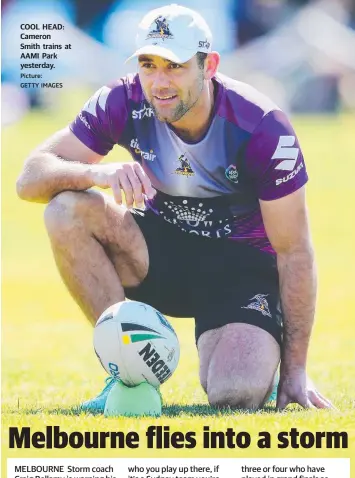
[132,104,154,119]
[225,164,239,183]
[275,162,304,186]
[159,199,232,239]
[174,154,194,177]
[130,138,156,161]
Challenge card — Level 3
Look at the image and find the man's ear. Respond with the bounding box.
[205,52,220,79]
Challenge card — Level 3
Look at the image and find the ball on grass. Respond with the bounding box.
[94,301,180,388]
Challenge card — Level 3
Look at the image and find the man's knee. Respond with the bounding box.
[207,378,271,410]
[198,324,280,410]
[44,190,103,236]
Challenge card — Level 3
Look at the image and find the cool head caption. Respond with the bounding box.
[19,23,69,89]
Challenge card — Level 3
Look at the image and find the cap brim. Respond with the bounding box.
[125,45,195,64]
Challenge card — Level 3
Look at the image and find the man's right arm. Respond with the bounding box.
[16,126,104,204]
[16,125,156,207]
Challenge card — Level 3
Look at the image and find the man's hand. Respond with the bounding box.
[277,368,334,409]
[89,162,156,208]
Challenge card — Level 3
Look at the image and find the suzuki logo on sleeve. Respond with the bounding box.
[272,135,299,171]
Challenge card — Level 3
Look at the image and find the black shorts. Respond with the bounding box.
[124,209,283,346]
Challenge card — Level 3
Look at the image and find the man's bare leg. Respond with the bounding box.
[44,189,149,325]
[44,189,152,411]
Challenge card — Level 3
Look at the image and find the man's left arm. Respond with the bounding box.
[260,188,332,409]
[245,108,333,409]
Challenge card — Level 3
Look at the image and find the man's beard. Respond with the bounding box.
[150,98,190,123]
[149,75,205,124]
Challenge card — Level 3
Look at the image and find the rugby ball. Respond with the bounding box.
[93,301,180,388]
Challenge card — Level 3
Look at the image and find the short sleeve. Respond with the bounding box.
[69,82,128,156]
[245,109,308,200]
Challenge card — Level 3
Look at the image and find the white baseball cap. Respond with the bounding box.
[126,4,212,64]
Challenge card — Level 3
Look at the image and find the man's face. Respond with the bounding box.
[137,54,205,123]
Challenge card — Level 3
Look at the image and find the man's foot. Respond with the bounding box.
[81,376,117,413]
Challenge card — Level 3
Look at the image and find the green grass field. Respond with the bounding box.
[2,96,355,476]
